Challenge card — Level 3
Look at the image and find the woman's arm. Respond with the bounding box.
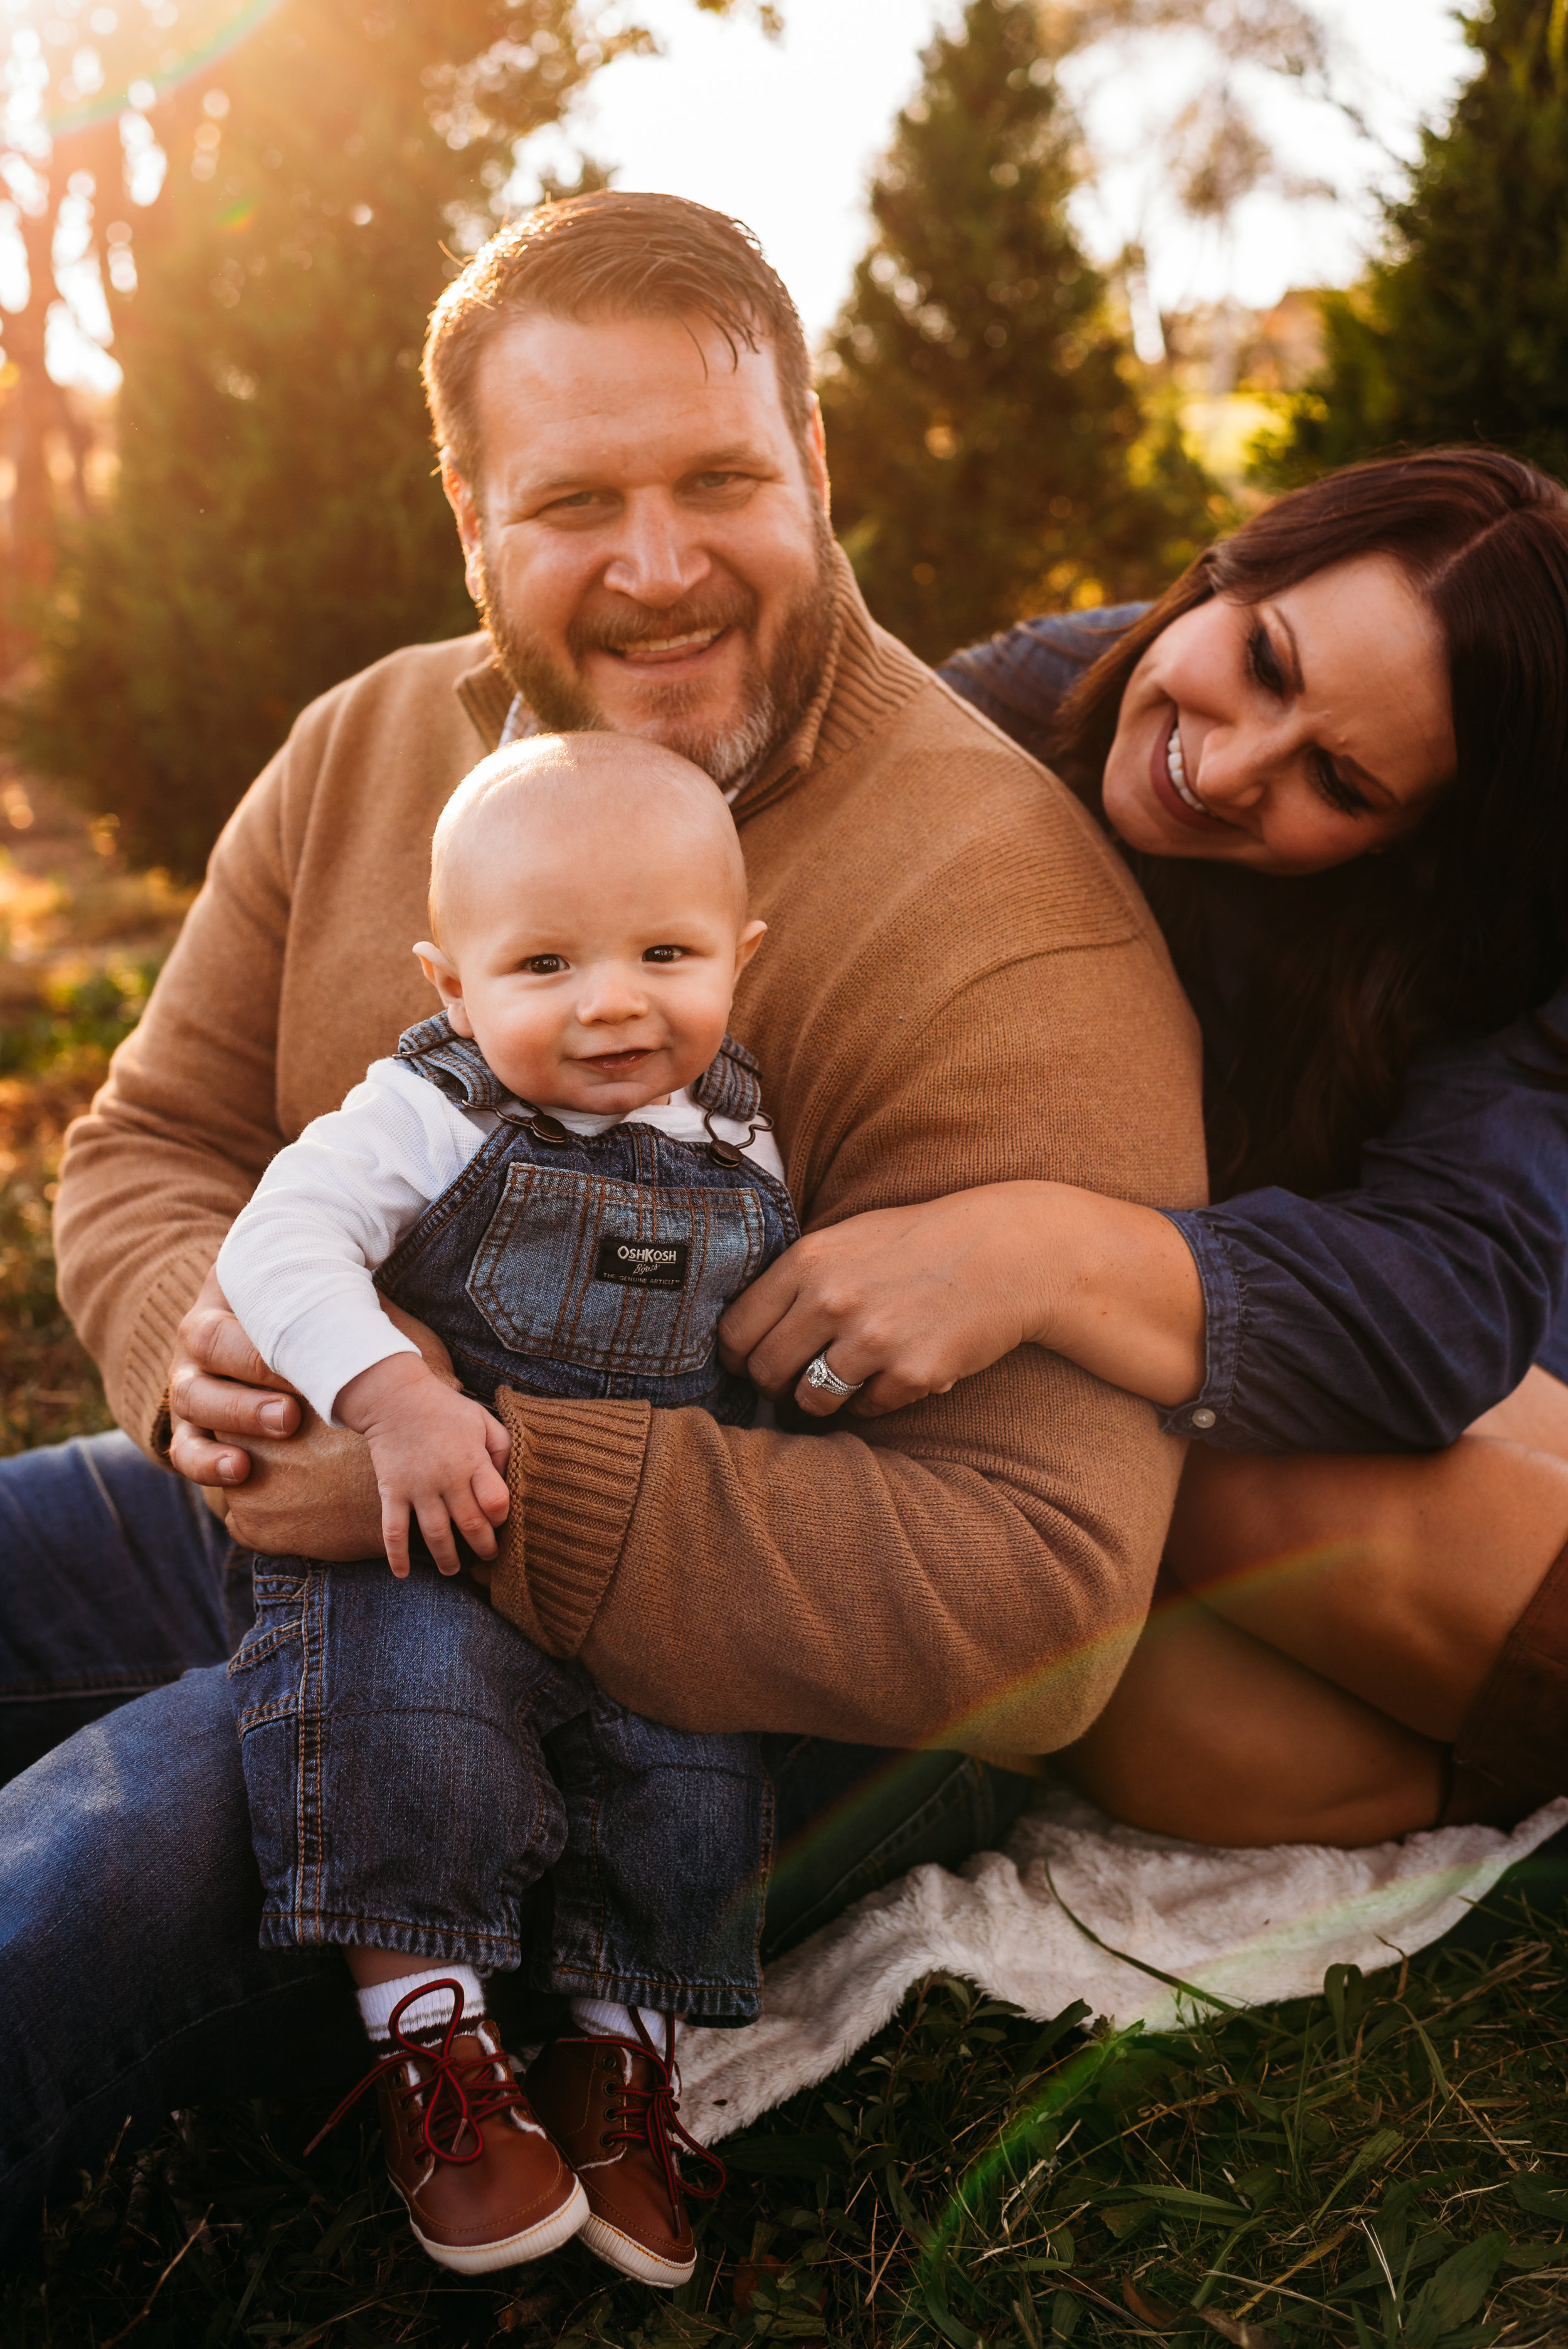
[724,985,1568,1455]
[719,1181,1204,1417]
[1160,990,1568,1453]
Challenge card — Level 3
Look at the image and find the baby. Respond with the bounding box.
[219,734,795,2284]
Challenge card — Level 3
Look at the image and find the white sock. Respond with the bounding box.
[570,1997,675,2049]
[356,1962,487,2045]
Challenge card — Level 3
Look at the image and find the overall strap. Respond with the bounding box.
[396,1011,513,1111]
[690,1032,764,1123]
[399,1012,765,1125]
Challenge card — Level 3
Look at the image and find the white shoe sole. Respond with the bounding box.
[580,2209,696,2289]
[398,2171,590,2275]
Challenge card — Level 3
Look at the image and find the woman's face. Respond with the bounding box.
[1101,554,1458,876]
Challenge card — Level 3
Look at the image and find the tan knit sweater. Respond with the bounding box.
[56,557,1207,1753]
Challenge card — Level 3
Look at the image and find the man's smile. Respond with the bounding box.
[605,627,728,667]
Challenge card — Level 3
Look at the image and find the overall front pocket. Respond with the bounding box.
[467,1163,770,1376]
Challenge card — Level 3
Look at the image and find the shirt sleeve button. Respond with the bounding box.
[1190,1408,1217,1430]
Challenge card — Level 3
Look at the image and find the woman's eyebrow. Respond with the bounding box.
[1274,607,1399,806]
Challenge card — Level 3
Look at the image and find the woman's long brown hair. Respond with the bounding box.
[1052,448,1568,1198]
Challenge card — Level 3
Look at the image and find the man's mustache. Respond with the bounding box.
[566,588,759,662]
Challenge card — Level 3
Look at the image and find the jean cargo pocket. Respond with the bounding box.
[226,1565,309,1736]
[467,1164,769,1375]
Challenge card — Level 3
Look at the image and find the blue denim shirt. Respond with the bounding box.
[940,612,1568,1455]
[376,1015,799,1426]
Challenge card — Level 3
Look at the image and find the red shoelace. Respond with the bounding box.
[588,2015,727,2211]
[305,1978,531,2166]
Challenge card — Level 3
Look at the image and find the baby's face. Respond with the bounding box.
[420,802,762,1116]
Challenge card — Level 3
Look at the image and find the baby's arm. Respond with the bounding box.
[335,1354,511,1576]
[216,1061,509,1570]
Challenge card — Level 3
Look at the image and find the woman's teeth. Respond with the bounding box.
[1165,721,1207,815]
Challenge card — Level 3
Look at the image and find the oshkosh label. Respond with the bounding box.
[592,1236,691,1292]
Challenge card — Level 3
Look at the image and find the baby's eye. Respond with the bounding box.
[522,954,566,975]
[643,944,685,964]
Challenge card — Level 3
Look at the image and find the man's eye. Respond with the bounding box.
[691,472,746,493]
[1245,622,1285,697]
[522,955,566,974]
[643,944,684,963]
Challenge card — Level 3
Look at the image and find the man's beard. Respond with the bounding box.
[473,513,839,790]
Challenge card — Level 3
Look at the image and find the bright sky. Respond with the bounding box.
[527,0,1473,341]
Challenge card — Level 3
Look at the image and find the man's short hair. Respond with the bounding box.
[423,191,815,484]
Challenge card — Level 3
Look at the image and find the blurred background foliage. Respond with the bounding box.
[8,0,659,874]
[818,0,1220,664]
[1256,0,1568,488]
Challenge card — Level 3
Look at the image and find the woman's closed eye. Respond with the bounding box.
[1309,751,1370,818]
[1245,618,1287,699]
[1246,621,1370,818]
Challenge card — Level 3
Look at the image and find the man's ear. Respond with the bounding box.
[414,940,475,1036]
[805,395,830,522]
[734,919,767,977]
[440,453,485,603]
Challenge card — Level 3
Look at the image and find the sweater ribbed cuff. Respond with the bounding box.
[117,1244,225,1462]
[490,1391,650,1657]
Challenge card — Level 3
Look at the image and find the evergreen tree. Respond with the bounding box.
[1258,0,1568,487]
[17,2,748,875]
[819,0,1216,665]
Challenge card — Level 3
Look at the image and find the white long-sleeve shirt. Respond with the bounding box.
[216,1057,786,1426]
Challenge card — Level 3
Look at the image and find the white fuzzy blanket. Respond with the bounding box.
[679,1791,1568,2145]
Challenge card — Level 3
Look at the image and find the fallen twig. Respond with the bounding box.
[98,2203,213,2349]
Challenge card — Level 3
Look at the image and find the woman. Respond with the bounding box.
[720,447,1568,1850]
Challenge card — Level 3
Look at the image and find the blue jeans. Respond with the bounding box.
[0,1432,1034,2253]
[230,1556,770,2018]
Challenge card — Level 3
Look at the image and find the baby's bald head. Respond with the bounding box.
[428,732,748,950]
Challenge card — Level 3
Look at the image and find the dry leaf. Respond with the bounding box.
[1122,2279,1180,2330]
[1199,2311,1281,2349]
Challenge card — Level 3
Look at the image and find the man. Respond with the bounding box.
[0,193,1204,2240]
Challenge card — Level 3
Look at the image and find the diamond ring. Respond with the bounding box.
[803,1349,864,1401]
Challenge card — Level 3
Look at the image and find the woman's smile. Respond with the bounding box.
[1149,711,1229,832]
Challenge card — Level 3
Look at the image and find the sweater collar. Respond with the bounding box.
[451,548,931,822]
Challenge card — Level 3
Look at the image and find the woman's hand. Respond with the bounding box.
[719,1182,1207,1420]
[718,1190,1042,1419]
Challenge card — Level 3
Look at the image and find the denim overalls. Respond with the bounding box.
[227,1017,799,2022]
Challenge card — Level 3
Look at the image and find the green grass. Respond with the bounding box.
[6,1890,1566,2348]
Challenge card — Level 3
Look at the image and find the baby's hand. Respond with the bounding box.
[334,1355,511,1579]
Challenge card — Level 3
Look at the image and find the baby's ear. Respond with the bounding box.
[414,941,471,1031]
[734,919,767,974]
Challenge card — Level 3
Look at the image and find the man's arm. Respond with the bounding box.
[490,940,1207,1755]
[55,752,297,1456]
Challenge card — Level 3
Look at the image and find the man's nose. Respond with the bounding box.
[601,495,711,607]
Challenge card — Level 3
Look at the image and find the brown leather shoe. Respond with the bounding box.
[526,2017,725,2288]
[306,1981,587,2276]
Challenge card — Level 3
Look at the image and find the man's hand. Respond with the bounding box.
[168,1265,303,1487]
[336,1354,512,1577]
